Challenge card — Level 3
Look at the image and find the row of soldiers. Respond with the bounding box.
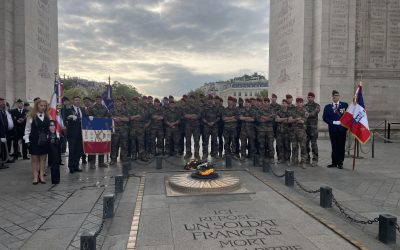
[82,92,320,168]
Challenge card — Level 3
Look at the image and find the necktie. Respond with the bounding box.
[77,108,81,118]
[20,109,22,114]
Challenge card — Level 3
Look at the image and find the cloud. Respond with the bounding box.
[59,0,269,97]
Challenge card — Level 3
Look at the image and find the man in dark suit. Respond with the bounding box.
[65,96,84,173]
[323,90,348,169]
[0,97,9,169]
[11,99,29,159]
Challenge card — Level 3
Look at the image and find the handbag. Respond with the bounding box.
[34,117,48,146]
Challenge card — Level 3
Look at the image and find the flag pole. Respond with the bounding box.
[352,138,357,171]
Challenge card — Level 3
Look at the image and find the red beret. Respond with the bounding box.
[169,95,174,99]
[282,99,288,104]
[148,96,153,99]
[264,97,270,103]
[245,99,251,103]
[163,96,168,100]
[142,96,148,99]
[154,98,160,103]
[132,97,139,101]
[228,96,235,102]
[286,94,293,99]
[256,98,262,102]
[271,93,277,98]
[308,92,315,97]
[296,97,304,103]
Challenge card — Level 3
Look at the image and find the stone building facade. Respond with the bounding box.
[0,0,58,103]
[269,0,400,125]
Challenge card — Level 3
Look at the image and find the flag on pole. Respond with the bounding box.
[102,84,113,111]
[49,77,64,133]
[82,117,112,154]
[340,82,371,144]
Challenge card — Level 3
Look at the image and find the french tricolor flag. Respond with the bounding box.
[340,82,371,144]
[82,117,112,154]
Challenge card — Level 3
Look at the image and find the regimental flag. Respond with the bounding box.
[82,117,112,154]
[50,78,64,133]
[102,84,113,111]
[340,82,371,144]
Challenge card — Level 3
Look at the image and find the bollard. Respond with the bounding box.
[156,156,163,169]
[115,175,124,193]
[103,194,115,219]
[378,214,397,244]
[80,231,96,250]
[122,162,130,178]
[284,170,294,186]
[225,155,232,169]
[262,158,271,173]
[253,154,260,167]
[320,186,332,208]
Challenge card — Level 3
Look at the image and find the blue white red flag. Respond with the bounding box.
[340,82,371,144]
[102,84,113,111]
[50,78,64,133]
[82,117,112,154]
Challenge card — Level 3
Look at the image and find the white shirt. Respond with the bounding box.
[23,113,46,143]
[73,106,82,117]
[6,110,14,130]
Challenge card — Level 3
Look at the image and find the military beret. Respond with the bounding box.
[169,95,174,99]
[16,99,24,103]
[296,97,304,103]
[72,96,80,100]
[148,96,153,99]
[132,97,139,101]
[214,95,220,99]
[83,97,91,101]
[24,102,30,106]
[62,96,69,102]
[271,93,277,98]
[238,97,244,102]
[282,99,288,104]
[142,96,148,100]
[285,94,292,99]
[245,99,251,103]
[182,94,188,98]
[163,96,168,100]
[154,98,160,103]
[332,90,339,96]
[308,92,315,97]
[228,96,235,102]
[256,98,262,102]
[33,97,41,102]
[264,97,270,103]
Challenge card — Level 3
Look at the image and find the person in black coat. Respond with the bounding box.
[323,90,348,169]
[48,120,60,184]
[24,99,51,184]
[64,96,84,173]
[11,99,29,160]
[0,97,8,169]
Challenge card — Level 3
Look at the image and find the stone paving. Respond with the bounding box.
[0,137,398,249]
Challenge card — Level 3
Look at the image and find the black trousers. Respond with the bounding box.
[68,135,83,171]
[329,130,347,166]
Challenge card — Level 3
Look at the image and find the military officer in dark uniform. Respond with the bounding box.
[11,99,29,159]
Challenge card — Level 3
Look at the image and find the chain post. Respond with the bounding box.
[262,158,271,173]
[122,161,130,178]
[320,186,332,208]
[284,170,294,186]
[115,175,124,193]
[80,231,96,250]
[379,214,397,244]
[225,155,232,169]
[103,194,115,219]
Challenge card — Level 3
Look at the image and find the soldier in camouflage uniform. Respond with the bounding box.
[288,98,308,169]
[177,95,187,156]
[239,99,257,160]
[86,95,110,168]
[129,97,149,161]
[236,98,245,156]
[270,94,281,157]
[305,92,321,167]
[275,99,291,164]
[286,94,296,163]
[164,100,181,156]
[110,97,130,165]
[183,95,201,159]
[144,96,153,158]
[222,96,238,157]
[149,98,164,156]
[256,98,275,161]
[214,96,224,158]
[202,95,220,160]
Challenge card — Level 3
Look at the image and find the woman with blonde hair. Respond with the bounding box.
[24,99,51,184]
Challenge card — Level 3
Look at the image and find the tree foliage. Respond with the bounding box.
[112,81,141,99]
[256,89,268,98]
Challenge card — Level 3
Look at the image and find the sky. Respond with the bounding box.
[58,0,269,97]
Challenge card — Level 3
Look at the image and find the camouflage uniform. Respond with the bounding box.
[239,106,257,158]
[144,103,152,157]
[87,102,110,166]
[287,104,296,161]
[289,107,308,165]
[216,103,224,158]
[305,101,320,164]
[236,104,245,155]
[202,103,220,159]
[176,101,186,155]
[149,105,164,155]
[182,103,201,158]
[221,106,238,156]
[270,102,281,155]
[110,105,129,163]
[256,107,275,160]
[275,108,290,162]
[164,106,181,156]
[129,103,148,160]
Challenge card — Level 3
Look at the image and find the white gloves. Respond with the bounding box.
[89,116,94,121]
[68,115,78,121]
[333,121,341,125]
[0,138,6,143]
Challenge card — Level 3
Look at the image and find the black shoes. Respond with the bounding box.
[337,164,343,169]
[327,164,337,168]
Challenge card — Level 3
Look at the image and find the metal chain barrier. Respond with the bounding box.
[373,131,400,143]
[294,178,321,194]
[332,196,380,225]
[94,217,105,237]
[270,165,285,178]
